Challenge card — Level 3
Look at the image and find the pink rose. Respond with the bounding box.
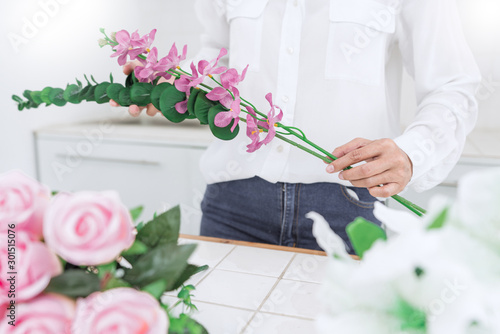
[0,293,75,333]
[0,170,50,239]
[0,231,62,304]
[43,191,135,266]
[72,288,168,334]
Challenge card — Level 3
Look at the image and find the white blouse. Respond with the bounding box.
[191,0,481,193]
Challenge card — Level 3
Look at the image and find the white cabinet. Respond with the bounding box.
[35,119,214,235]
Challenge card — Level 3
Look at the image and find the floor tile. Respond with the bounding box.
[282,253,328,283]
[179,239,236,268]
[261,279,321,319]
[242,313,316,334]
[161,297,254,334]
[217,245,295,277]
[176,239,236,286]
[193,269,278,310]
[191,302,255,334]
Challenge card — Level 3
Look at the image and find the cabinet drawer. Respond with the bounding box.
[36,137,208,235]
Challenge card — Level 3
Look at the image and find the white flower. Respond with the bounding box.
[447,168,500,252]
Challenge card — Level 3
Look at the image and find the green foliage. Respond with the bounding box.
[142,279,169,299]
[392,299,427,331]
[168,314,209,334]
[136,206,181,248]
[346,217,387,259]
[12,71,250,150]
[129,205,144,222]
[122,243,197,288]
[106,83,125,101]
[95,82,111,104]
[193,91,214,125]
[427,207,449,230]
[130,82,153,106]
[159,85,188,123]
[187,88,202,118]
[208,104,240,141]
[151,82,171,110]
[44,269,101,298]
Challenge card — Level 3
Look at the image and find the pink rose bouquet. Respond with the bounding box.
[72,288,168,334]
[0,170,208,333]
[0,170,50,239]
[0,293,75,333]
[43,191,135,266]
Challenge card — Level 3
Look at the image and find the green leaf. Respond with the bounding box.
[346,217,387,259]
[95,82,111,104]
[130,82,153,106]
[159,85,188,123]
[427,207,448,230]
[392,299,427,331]
[97,261,116,279]
[129,206,144,222]
[63,84,81,104]
[44,269,100,298]
[208,104,240,141]
[85,85,97,102]
[106,83,125,102]
[78,85,91,101]
[48,88,67,107]
[102,277,131,291]
[170,265,209,291]
[168,314,209,334]
[118,87,132,106]
[142,279,169,300]
[109,72,114,84]
[30,91,43,105]
[40,87,53,105]
[187,88,201,117]
[136,206,181,248]
[121,240,149,256]
[12,94,23,103]
[123,243,197,287]
[150,82,172,110]
[193,91,215,125]
[125,71,138,88]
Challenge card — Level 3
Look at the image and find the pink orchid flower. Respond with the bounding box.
[259,93,284,145]
[206,65,248,108]
[246,106,265,153]
[188,48,228,88]
[134,47,170,83]
[214,88,242,132]
[134,28,157,54]
[110,30,143,65]
[163,43,188,79]
[110,29,156,66]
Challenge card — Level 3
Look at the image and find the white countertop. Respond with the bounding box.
[35,117,500,159]
[165,236,329,334]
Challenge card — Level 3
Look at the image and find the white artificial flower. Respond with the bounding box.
[447,168,500,252]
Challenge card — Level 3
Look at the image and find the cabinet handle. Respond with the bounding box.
[55,154,160,166]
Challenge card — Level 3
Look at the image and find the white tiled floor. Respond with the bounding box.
[165,238,328,334]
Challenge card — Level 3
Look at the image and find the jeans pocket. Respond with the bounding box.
[340,185,376,209]
[326,0,396,86]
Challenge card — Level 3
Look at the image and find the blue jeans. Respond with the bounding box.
[200,176,381,253]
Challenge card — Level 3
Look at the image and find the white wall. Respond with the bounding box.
[0,0,203,177]
[1,0,499,178]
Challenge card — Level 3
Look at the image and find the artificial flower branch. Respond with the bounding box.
[12,28,426,216]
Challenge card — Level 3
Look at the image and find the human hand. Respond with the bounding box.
[325,138,413,197]
[109,60,170,117]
